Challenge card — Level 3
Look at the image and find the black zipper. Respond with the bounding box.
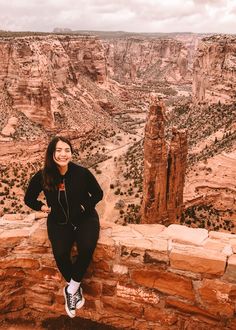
[57,181,69,225]
[63,178,78,230]
[57,177,83,230]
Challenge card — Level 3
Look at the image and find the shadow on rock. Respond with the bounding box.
[42,316,122,330]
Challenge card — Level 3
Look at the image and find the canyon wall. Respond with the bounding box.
[104,37,190,85]
[0,35,107,131]
[0,34,194,141]
[192,35,236,104]
[1,213,236,329]
[141,98,188,224]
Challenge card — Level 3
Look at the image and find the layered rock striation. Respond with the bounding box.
[0,35,107,130]
[141,98,187,224]
[1,214,236,329]
[0,34,194,140]
[104,37,190,85]
[192,35,236,104]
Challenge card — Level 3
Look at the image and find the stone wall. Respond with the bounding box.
[1,213,236,329]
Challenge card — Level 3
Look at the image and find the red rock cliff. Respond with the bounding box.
[192,35,236,104]
[0,35,107,129]
[104,37,190,85]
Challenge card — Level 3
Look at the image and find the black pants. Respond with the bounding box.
[47,211,100,283]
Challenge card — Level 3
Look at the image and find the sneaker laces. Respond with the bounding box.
[67,291,76,309]
[75,286,83,302]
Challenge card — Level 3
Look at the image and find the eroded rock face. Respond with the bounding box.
[141,98,168,224]
[0,35,107,129]
[60,36,107,83]
[1,116,18,136]
[167,128,188,223]
[141,98,187,224]
[105,37,190,85]
[192,35,236,104]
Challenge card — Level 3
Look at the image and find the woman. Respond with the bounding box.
[24,136,103,318]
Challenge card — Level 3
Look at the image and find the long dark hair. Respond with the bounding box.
[42,136,73,191]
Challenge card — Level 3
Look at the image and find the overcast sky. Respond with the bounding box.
[0,0,235,34]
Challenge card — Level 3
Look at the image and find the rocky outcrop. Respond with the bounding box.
[141,98,168,224]
[53,28,72,33]
[0,35,107,130]
[167,128,188,223]
[1,214,236,329]
[104,37,190,85]
[192,35,236,104]
[1,116,18,136]
[60,35,107,83]
[141,98,187,224]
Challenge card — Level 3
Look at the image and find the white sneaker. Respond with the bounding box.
[63,285,76,318]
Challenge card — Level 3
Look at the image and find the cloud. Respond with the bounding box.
[135,2,203,21]
[193,0,225,5]
[0,0,235,33]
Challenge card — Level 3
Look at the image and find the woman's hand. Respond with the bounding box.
[41,205,51,214]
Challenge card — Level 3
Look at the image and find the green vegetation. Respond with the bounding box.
[180,205,235,232]
[117,203,141,225]
[0,160,43,215]
[168,102,236,166]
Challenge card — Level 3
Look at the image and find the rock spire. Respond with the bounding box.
[141,97,187,224]
[167,127,188,223]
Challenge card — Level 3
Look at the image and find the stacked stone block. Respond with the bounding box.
[1,213,236,329]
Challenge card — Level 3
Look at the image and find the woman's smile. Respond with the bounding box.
[53,140,72,171]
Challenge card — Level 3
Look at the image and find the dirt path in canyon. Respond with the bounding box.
[96,135,143,223]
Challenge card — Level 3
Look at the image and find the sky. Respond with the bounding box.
[0,0,235,34]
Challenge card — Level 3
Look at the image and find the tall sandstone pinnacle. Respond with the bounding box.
[167,127,188,223]
[141,98,187,224]
[141,98,168,224]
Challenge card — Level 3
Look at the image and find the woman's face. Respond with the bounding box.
[53,140,72,168]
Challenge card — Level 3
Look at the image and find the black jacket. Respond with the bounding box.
[24,162,103,227]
